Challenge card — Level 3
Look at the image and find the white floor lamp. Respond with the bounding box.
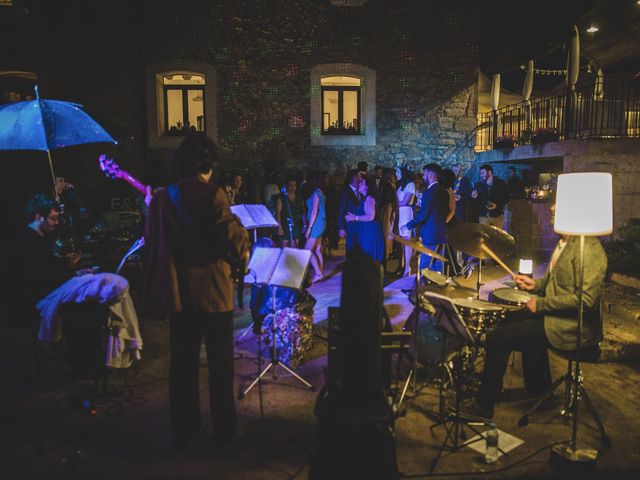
[551,172,613,466]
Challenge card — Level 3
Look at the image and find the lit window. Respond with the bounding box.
[310,64,375,146]
[163,73,205,136]
[321,76,361,135]
[0,71,37,105]
[626,111,640,137]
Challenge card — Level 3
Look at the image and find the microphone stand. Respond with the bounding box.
[282,187,295,245]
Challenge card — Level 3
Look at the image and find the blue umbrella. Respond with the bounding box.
[0,86,117,188]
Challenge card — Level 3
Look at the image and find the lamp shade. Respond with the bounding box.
[554,172,613,236]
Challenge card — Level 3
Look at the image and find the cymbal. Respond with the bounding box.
[418,283,477,300]
[393,235,448,262]
[447,223,515,259]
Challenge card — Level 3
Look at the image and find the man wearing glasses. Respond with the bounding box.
[15,194,81,312]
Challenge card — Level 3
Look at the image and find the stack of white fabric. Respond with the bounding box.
[36,273,143,369]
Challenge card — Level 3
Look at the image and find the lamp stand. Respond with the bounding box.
[550,235,598,471]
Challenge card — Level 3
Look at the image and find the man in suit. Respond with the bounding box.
[471,164,509,230]
[405,163,449,272]
[338,169,363,254]
[465,202,608,419]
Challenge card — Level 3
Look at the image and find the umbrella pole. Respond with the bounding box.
[46,149,58,199]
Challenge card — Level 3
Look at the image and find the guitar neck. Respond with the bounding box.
[119,171,147,195]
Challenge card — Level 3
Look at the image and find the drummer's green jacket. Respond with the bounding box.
[533,236,607,351]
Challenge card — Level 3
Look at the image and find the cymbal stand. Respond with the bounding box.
[396,266,424,411]
[240,286,314,398]
[475,258,483,299]
[428,337,509,474]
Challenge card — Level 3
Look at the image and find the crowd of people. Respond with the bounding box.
[236,159,528,284]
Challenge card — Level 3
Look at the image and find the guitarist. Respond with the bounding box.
[143,133,250,451]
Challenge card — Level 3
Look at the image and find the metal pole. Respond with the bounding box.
[571,235,585,451]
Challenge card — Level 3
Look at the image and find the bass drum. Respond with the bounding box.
[490,287,532,307]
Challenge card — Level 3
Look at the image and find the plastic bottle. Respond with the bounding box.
[484,422,499,464]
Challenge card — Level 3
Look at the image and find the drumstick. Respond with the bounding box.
[480,244,516,278]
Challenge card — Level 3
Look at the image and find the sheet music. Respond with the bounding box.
[243,247,311,289]
[270,247,311,289]
[245,204,279,228]
[244,247,279,284]
[231,204,278,229]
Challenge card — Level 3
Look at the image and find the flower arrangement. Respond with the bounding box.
[494,134,515,149]
[531,126,559,144]
[261,306,313,368]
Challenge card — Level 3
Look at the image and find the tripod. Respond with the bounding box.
[239,285,314,398]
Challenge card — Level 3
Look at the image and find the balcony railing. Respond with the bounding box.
[476,74,640,151]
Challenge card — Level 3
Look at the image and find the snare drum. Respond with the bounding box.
[490,287,531,307]
[451,298,504,336]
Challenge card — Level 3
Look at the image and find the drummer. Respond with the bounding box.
[462,202,608,420]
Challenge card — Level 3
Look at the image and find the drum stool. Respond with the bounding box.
[518,343,611,448]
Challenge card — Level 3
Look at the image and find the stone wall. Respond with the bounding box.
[141,0,479,177]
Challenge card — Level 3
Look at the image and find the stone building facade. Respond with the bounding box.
[2,1,479,188]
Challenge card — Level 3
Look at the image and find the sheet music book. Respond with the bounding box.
[244,247,311,290]
[231,204,279,229]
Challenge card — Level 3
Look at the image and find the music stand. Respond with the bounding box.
[231,203,279,242]
[239,247,315,398]
[420,291,508,474]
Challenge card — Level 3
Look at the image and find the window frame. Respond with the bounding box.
[163,84,206,136]
[310,63,375,146]
[320,85,361,135]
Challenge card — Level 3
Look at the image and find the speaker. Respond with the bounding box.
[310,254,399,480]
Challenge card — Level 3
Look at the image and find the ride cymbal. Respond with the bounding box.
[393,235,448,262]
[447,223,515,259]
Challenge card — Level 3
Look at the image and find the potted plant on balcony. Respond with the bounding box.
[530,127,559,144]
[494,134,515,149]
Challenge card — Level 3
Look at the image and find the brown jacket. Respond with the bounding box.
[144,177,249,316]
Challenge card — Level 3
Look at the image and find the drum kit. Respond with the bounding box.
[393,224,527,471]
[393,223,532,408]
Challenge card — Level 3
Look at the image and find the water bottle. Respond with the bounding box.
[484,422,499,464]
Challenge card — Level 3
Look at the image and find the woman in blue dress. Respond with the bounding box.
[345,177,384,264]
[304,171,327,283]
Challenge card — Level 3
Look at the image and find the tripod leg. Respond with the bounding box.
[577,384,611,448]
[275,362,314,390]
[396,367,415,411]
[239,362,274,399]
[518,374,566,426]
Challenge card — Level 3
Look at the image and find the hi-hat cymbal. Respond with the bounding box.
[447,223,515,259]
[393,235,448,262]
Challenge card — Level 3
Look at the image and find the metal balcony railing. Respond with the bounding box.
[476,74,640,151]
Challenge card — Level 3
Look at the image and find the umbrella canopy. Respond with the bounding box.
[0,91,116,187]
[565,25,580,88]
[0,98,116,151]
[522,59,534,101]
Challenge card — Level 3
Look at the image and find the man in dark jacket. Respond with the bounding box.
[471,164,509,229]
[337,169,363,254]
[405,163,449,272]
[144,134,250,451]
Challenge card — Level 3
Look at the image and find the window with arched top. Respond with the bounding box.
[146,61,217,149]
[311,64,375,146]
[0,71,37,105]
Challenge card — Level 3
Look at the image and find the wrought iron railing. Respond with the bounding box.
[476,74,640,151]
